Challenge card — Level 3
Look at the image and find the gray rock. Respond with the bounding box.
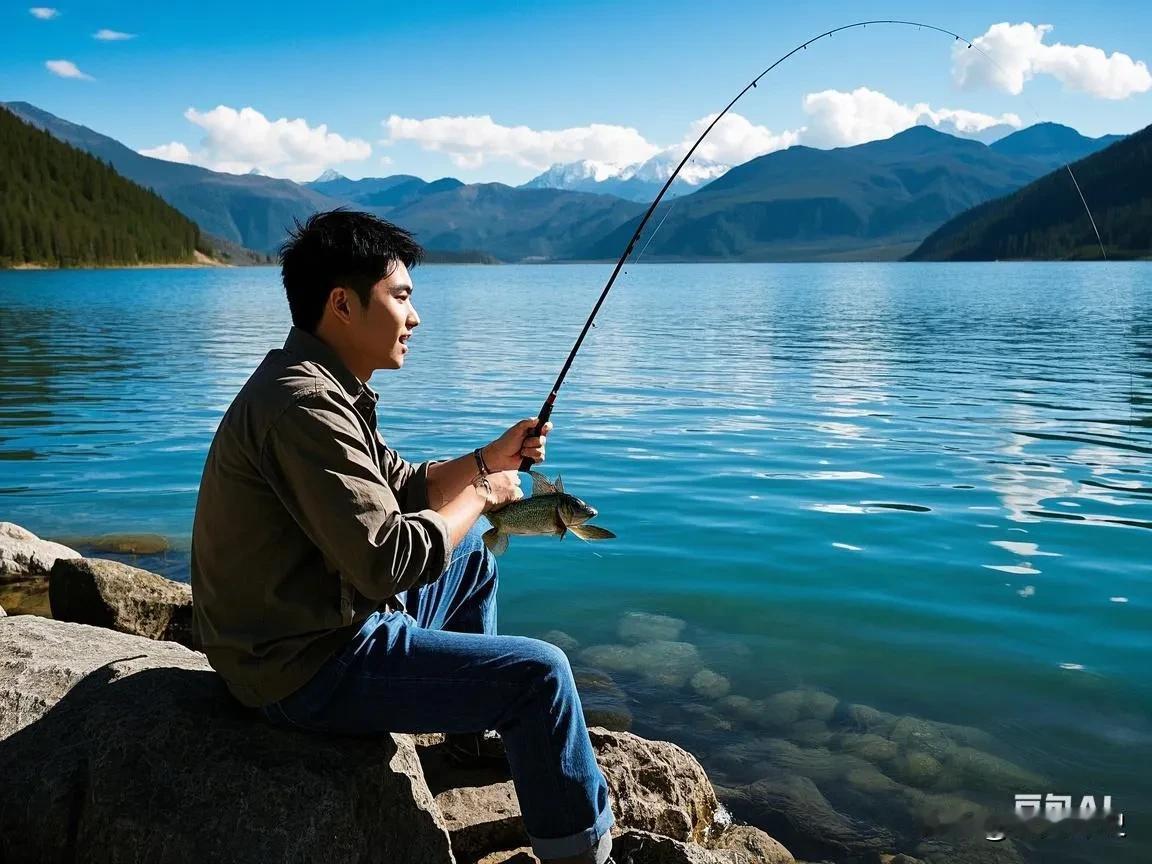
[720,773,895,861]
[0,522,80,581]
[0,616,453,864]
[618,612,686,644]
[707,825,794,863]
[589,727,722,844]
[49,556,194,648]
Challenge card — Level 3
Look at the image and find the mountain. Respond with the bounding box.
[377,183,644,261]
[908,124,1150,261]
[990,123,1125,171]
[572,126,1062,261]
[0,106,204,267]
[303,173,422,200]
[522,152,727,202]
[2,101,347,254]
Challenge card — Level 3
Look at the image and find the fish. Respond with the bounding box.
[482,471,616,556]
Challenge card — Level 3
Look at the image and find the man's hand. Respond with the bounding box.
[479,470,524,512]
[482,418,554,473]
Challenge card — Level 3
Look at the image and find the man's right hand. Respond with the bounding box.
[480,470,523,512]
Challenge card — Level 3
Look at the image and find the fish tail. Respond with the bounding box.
[482,527,509,556]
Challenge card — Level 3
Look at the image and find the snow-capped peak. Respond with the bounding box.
[314,168,346,183]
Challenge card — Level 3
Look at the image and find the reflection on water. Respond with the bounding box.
[1,263,1150,863]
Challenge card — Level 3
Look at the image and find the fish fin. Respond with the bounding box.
[482,528,509,556]
[529,470,557,496]
[568,524,616,542]
[555,474,565,493]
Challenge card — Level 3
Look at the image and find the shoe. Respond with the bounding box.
[443,729,507,769]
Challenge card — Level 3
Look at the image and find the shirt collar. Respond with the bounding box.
[283,326,377,407]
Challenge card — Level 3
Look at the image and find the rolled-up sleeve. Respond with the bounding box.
[376,433,444,512]
[260,388,451,600]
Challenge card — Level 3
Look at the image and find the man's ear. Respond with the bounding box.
[328,287,353,324]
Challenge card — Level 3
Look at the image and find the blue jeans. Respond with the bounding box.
[257,524,614,860]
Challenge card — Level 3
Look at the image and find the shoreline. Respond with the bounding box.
[6,250,231,270]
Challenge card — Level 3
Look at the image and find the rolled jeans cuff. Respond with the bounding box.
[528,806,614,861]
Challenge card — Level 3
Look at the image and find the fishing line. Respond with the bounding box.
[518,19,1113,472]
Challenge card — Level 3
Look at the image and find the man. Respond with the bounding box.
[191,209,614,864]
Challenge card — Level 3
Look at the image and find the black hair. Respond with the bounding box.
[279,209,424,332]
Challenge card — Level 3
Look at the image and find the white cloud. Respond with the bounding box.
[383,114,660,171]
[675,112,801,167]
[802,87,1021,147]
[29,7,58,19]
[94,29,136,41]
[45,60,93,81]
[139,105,372,181]
[954,22,1152,100]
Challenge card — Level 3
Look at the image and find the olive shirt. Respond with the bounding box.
[190,326,451,708]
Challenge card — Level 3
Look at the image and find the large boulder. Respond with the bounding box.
[0,522,79,581]
[0,616,453,864]
[612,830,755,864]
[49,556,193,648]
[590,727,722,844]
[707,825,794,864]
[414,726,730,863]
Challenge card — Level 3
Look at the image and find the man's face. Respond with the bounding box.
[347,261,419,373]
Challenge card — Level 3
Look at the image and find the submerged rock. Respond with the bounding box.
[632,640,704,687]
[0,616,453,864]
[886,750,943,789]
[689,669,731,699]
[540,629,580,653]
[579,643,639,674]
[940,745,1046,792]
[618,612,686,644]
[833,732,899,764]
[49,556,193,648]
[0,523,80,581]
[721,773,895,861]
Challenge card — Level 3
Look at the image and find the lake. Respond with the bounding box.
[1,263,1148,863]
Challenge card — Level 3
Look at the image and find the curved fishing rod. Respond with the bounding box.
[518,18,1109,472]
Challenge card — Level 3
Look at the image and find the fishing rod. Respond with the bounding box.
[518,18,1110,473]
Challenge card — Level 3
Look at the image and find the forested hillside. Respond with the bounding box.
[909,124,1151,261]
[0,106,204,267]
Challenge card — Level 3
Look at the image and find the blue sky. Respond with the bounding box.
[2,0,1150,184]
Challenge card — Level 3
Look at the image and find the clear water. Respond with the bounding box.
[1,263,1149,863]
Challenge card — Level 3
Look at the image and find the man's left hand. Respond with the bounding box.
[483,418,553,472]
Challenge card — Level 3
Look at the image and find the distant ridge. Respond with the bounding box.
[2,101,345,254]
[908,123,1150,260]
[0,106,206,268]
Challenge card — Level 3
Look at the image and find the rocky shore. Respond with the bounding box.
[0,523,1037,863]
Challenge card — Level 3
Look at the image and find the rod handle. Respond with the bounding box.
[518,403,554,473]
